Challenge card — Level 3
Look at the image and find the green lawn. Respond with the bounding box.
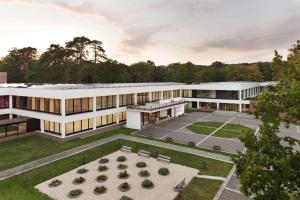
[213,124,255,138]
[0,128,135,171]
[0,139,233,200]
[175,177,223,200]
[193,121,224,128]
[187,125,216,135]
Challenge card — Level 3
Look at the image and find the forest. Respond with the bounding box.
[0,36,273,84]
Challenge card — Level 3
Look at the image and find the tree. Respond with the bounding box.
[90,40,106,64]
[233,41,300,200]
[211,61,225,68]
[65,36,91,64]
[0,47,37,82]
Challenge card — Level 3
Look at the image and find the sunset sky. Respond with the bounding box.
[1,0,300,65]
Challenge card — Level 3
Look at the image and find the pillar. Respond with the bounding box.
[40,120,44,133]
[171,90,174,99]
[60,98,66,138]
[217,102,220,110]
[148,92,152,102]
[179,89,182,98]
[93,96,96,130]
[134,93,138,105]
[9,95,13,119]
[61,122,66,138]
[160,91,163,100]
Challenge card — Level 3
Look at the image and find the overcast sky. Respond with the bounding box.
[0,0,300,65]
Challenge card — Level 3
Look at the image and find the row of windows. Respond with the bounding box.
[137,93,150,104]
[151,91,160,101]
[66,118,93,135]
[96,96,116,110]
[119,112,127,122]
[163,90,172,99]
[13,96,61,114]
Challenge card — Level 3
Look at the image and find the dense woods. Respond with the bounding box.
[0,36,273,83]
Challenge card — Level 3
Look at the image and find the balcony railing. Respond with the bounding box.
[127,100,185,111]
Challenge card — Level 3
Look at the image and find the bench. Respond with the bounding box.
[121,145,132,152]
[138,150,150,157]
[157,154,171,163]
[174,178,186,192]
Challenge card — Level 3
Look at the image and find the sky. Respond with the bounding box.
[0,0,300,65]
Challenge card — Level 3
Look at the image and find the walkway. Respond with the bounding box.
[0,134,232,181]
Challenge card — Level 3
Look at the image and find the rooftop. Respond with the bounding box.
[0,82,183,90]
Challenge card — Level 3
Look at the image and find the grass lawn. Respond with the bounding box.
[187,125,216,135]
[0,139,233,200]
[193,121,224,128]
[213,124,255,138]
[175,177,223,200]
[0,128,135,171]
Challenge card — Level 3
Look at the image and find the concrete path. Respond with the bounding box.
[196,175,226,181]
[0,134,232,181]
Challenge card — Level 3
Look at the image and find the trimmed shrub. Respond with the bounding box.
[141,179,154,189]
[117,164,128,170]
[201,161,208,169]
[117,156,127,162]
[213,145,221,151]
[158,168,170,176]
[68,189,82,198]
[98,165,108,172]
[72,177,85,185]
[165,137,173,143]
[139,169,150,177]
[118,182,131,192]
[118,171,130,179]
[136,161,147,168]
[188,141,196,147]
[120,196,133,200]
[77,168,88,174]
[48,179,62,187]
[93,186,107,195]
[99,158,109,164]
[151,150,159,158]
[95,175,108,183]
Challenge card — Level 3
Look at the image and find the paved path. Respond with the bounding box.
[0,134,232,181]
[196,175,226,181]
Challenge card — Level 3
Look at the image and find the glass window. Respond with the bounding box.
[74,120,81,132]
[96,97,101,110]
[82,98,89,112]
[82,119,89,130]
[74,98,81,113]
[50,121,55,132]
[44,120,50,130]
[40,98,45,112]
[89,97,93,111]
[107,114,113,124]
[96,117,102,127]
[108,96,113,108]
[49,99,54,113]
[66,122,73,135]
[89,118,93,129]
[102,115,107,125]
[102,96,107,109]
[54,122,60,133]
[66,99,73,114]
[54,99,60,114]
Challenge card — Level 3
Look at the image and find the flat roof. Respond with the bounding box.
[0,82,183,90]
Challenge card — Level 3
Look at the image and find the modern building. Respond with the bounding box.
[0,81,272,139]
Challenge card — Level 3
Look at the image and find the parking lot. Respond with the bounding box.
[136,111,299,154]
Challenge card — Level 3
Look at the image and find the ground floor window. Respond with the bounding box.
[0,122,27,138]
[96,114,116,128]
[44,120,61,135]
[119,112,126,122]
[219,103,239,111]
[65,118,93,135]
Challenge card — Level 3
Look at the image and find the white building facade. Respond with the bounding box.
[0,82,272,139]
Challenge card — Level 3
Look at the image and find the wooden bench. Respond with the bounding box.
[157,154,171,163]
[138,150,150,157]
[174,178,186,192]
[121,145,132,152]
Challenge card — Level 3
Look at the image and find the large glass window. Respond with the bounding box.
[13,96,61,114]
[137,93,149,104]
[96,114,116,128]
[0,96,9,109]
[183,90,192,98]
[173,90,181,98]
[96,96,116,110]
[119,94,134,107]
[119,112,126,122]
[44,120,60,134]
[151,91,161,102]
[65,118,93,135]
[163,90,172,99]
[65,98,93,115]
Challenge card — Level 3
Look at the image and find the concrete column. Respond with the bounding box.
[160,91,163,100]
[116,112,119,124]
[239,104,242,112]
[40,120,44,133]
[197,101,200,109]
[60,98,66,138]
[171,90,174,99]
[9,95,13,119]
[93,96,96,130]
[148,92,152,102]
[179,89,182,98]
[217,102,220,110]
[61,122,66,138]
[134,93,138,105]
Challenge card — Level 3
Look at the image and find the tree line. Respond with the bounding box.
[0,36,273,83]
